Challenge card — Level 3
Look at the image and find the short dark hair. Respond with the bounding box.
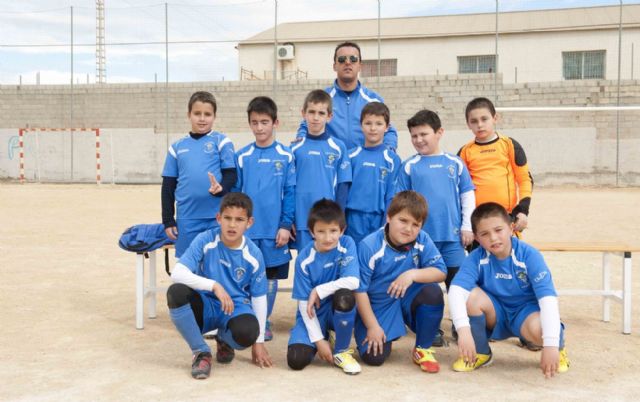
[387,191,428,225]
[407,109,441,131]
[247,96,277,122]
[303,89,333,114]
[188,91,217,114]
[219,192,253,218]
[333,41,362,62]
[465,97,496,121]
[361,102,390,125]
[470,202,511,234]
[307,198,346,232]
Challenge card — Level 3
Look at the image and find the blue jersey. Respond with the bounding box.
[347,144,400,214]
[452,237,557,309]
[179,228,267,305]
[234,141,296,239]
[291,133,351,231]
[357,229,446,341]
[398,153,474,242]
[292,235,360,308]
[162,131,236,219]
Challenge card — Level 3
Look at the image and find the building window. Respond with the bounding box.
[563,50,605,80]
[361,59,397,77]
[458,55,496,74]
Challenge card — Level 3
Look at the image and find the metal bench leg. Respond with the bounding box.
[136,253,145,330]
[602,252,611,322]
[148,250,157,319]
[623,252,632,334]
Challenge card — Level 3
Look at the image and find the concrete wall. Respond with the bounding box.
[1,75,639,185]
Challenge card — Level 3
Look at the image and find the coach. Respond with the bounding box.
[296,41,398,150]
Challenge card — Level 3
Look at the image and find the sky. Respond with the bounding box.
[0,0,637,84]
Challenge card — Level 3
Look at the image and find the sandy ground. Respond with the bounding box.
[1,183,640,401]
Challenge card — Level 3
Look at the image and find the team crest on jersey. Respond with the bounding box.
[326,153,337,165]
[204,142,215,154]
[274,160,284,171]
[233,267,246,282]
[447,164,456,179]
[413,253,420,268]
[380,167,389,182]
[515,268,529,288]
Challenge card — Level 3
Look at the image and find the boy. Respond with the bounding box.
[287,199,361,375]
[355,191,447,373]
[448,202,569,378]
[345,102,401,245]
[291,90,351,250]
[398,110,475,344]
[166,192,272,380]
[234,96,296,341]
[458,97,532,234]
[161,91,236,258]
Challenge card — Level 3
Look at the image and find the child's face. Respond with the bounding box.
[216,206,253,249]
[188,101,215,134]
[409,124,442,156]
[386,209,422,245]
[362,114,388,147]
[466,107,497,142]
[302,102,332,135]
[249,111,278,146]
[474,215,513,259]
[311,220,344,253]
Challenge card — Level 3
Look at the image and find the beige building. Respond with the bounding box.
[237,4,640,84]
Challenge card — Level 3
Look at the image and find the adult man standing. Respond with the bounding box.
[296,41,398,150]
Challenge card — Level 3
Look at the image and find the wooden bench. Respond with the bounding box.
[133,243,636,334]
[531,241,637,335]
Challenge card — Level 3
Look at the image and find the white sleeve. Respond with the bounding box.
[539,296,561,347]
[460,190,476,232]
[251,295,268,343]
[298,301,324,343]
[449,285,471,330]
[170,263,215,292]
[315,276,359,300]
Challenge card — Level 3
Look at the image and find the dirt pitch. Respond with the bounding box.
[1,183,640,401]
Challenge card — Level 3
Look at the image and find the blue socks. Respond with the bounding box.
[169,304,210,354]
[469,314,491,355]
[332,307,356,353]
[266,279,278,319]
[414,304,444,348]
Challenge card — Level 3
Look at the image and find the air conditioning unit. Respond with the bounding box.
[277,45,295,60]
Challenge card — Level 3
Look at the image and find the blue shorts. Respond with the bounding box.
[346,210,384,245]
[486,292,540,340]
[433,241,466,268]
[197,290,256,350]
[288,300,335,348]
[175,218,217,258]
[253,238,291,268]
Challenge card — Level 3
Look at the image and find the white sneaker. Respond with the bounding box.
[333,349,361,375]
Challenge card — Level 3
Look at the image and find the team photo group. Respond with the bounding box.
[160,41,569,380]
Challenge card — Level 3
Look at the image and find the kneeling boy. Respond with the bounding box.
[166,192,272,380]
[355,190,447,373]
[287,199,361,375]
[449,202,569,378]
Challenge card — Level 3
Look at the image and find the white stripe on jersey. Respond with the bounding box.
[329,87,337,98]
[479,251,490,270]
[327,138,342,157]
[443,153,464,177]
[203,234,221,253]
[403,154,421,175]
[511,249,528,271]
[414,242,425,252]
[291,137,306,153]
[168,145,177,158]
[275,144,293,163]
[383,149,395,172]
[349,146,362,159]
[242,244,261,273]
[359,88,380,103]
[218,136,232,151]
[300,248,316,275]
[337,240,347,254]
[237,145,255,169]
[368,241,386,270]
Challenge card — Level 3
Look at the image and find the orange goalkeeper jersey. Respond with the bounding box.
[457,134,533,215]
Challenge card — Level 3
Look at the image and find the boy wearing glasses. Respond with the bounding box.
[296,41,398,150]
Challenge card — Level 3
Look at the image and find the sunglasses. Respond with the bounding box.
[337,55,359,64]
